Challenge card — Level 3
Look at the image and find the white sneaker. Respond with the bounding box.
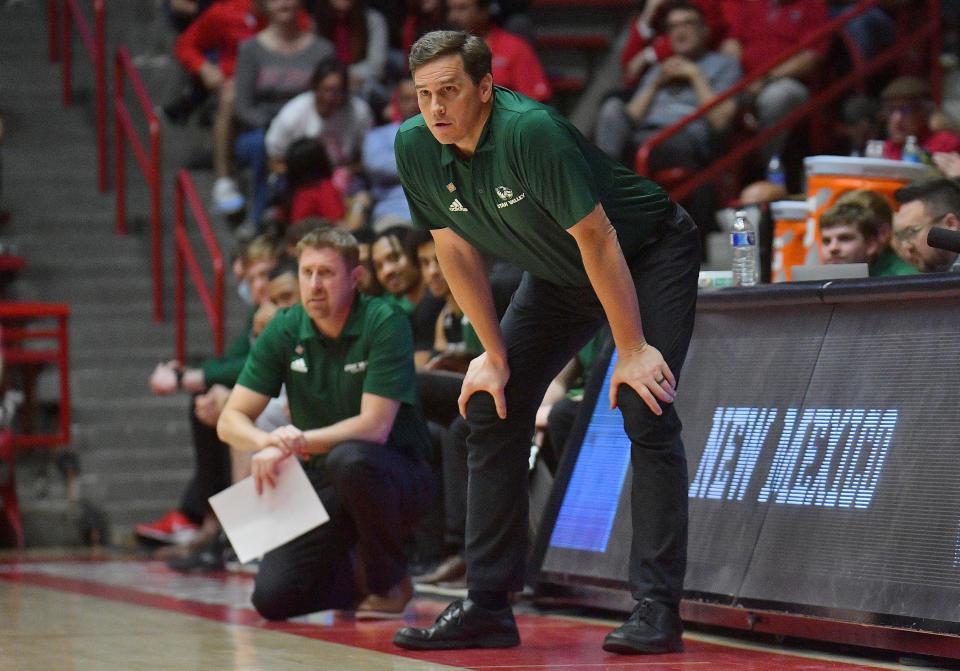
[212,177,245,214]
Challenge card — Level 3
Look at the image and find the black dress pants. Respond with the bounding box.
[462,205,700,607]
[251,440,436,620]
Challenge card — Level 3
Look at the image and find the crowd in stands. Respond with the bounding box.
[126,0,960,622]
[162,0,553,242]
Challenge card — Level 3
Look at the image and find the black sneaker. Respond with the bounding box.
[393,598,520,650]
[602,598,684,655]
[160,83,209,126]
[167,532,228,573]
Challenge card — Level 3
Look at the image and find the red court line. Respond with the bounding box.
[0,562,896,670]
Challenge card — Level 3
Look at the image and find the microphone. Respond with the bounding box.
[926,226,960,254]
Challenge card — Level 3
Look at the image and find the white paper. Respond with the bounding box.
[209,457,328,564]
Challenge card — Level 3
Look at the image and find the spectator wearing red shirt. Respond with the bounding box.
[172,0,312,215]
[721,0,832,174]
[283,138,348,225]
[446,0,551,102]
[174,0,269,215]
[618,0,729,89]
[879,76,960,161]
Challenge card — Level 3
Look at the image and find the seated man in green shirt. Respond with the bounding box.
[217,227,436,620]
[820,189,918,277]
[136,235,280,546]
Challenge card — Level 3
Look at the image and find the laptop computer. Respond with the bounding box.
[790,263,869,282]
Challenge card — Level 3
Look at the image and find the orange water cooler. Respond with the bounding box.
[770,200,813,282]
[800,156,934,276]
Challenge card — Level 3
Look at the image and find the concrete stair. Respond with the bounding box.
[0,1,246,547]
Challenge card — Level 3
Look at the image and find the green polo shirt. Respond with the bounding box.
[236,295,430,469]
[200,307,255,387]
[395,86,671,287]
[869,247,919,277]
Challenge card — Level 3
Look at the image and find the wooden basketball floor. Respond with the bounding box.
[0,550,946,671]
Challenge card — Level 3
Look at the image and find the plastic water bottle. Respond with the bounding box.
[865,139,885,158]
[902,135,921,163]
[766,154,785,187]
[731,209,759,287]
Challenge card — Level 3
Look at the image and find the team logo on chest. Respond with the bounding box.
[290,344,307,372]
[344,360,368,374]
[495,185,526,210]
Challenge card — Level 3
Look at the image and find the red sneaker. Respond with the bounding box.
[135,511,201,545]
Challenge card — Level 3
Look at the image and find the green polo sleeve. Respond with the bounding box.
[200,308,255,387]
[363,300,417,405]
[513,111,598,230]
[395,128,448,231]
[235,312,287,399]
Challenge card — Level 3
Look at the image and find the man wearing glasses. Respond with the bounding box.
[892,178,960,273]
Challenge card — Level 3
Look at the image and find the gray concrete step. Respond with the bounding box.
[72,421,190,453]
[92,468,195,504]
[79,444,194,474]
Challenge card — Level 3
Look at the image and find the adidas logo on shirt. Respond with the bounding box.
[448,199,468,212]
[290,358,308,373]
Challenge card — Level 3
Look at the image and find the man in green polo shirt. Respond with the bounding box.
[391,31,701,654]
[136,235,279,546]
[217,228,435,620]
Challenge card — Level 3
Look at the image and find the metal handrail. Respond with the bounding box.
[174,170,225,364]
[47,0,59,63]
[635,0,942,203]
[114,45,164,323]
[57,0,107,192]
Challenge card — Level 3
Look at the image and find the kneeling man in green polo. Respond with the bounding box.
[217,227,435,620]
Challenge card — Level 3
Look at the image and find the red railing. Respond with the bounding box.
[114,45,164,323]
[47,0,59,63]
[0,302,71,549]
[174,170,225,364]
[56,0,108,193]
[0,303,71,447]
[636,0,942,203]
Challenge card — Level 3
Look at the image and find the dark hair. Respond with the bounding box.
[314,0,368,65]
[351,226,376,245]
[373,224,416,258]
[309,58,348,91]
[285,137,334,190]
[409,30,492,85]
[894,177,960,219]
[268,254,299,280]
[404,227,434,264]
[403,0,449,50]
[664,1,705,21]
[297,226,360,269]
